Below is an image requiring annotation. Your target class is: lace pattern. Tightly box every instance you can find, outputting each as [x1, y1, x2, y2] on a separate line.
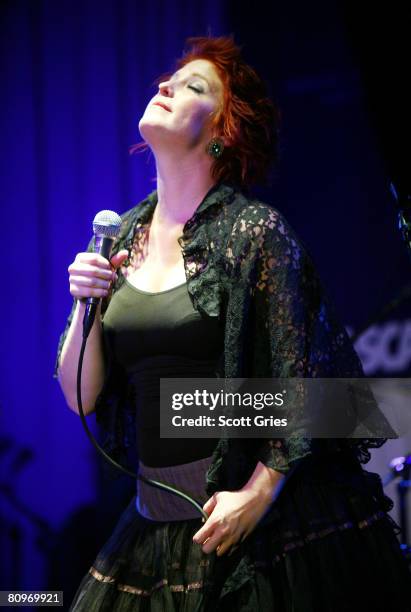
[54, 183, 389, 491]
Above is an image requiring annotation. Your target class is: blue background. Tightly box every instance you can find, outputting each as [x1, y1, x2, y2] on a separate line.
[1, 1, 409, 607]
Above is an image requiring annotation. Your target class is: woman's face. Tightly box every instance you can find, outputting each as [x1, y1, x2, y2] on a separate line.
[139, 59, 224, 153]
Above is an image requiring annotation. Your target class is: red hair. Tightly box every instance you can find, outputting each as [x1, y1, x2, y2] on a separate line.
[178, 36, 280, 189]
[131, 36, 280, 189]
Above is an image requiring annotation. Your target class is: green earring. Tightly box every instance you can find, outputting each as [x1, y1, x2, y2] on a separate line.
[206, 138, 224, 159]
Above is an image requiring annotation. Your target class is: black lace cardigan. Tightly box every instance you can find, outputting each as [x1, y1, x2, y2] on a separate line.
[54, 182, 387, 496]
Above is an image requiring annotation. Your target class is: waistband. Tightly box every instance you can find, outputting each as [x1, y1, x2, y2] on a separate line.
[136, 455, 214, 522]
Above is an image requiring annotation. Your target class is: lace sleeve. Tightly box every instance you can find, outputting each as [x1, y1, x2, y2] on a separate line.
[239, 204, 366, 474]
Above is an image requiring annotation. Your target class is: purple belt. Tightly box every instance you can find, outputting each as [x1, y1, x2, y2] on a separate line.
[136, 455, 214, 522]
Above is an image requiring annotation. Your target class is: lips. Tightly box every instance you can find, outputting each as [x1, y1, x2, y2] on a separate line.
[152, 101, 172, 112]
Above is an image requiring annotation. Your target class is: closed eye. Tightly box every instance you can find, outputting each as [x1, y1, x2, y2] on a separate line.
[188, 84, 203, 94]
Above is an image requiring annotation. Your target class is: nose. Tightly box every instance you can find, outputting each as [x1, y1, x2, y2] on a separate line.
[158, 81, 173, 97]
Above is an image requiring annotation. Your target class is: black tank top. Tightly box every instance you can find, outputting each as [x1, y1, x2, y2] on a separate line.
[102, 279, 223, 466]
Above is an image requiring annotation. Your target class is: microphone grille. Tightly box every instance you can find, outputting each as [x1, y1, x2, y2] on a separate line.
[92, 210, 122, 239]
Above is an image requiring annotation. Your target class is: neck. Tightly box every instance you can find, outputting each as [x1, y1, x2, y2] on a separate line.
[153, 149, 216, 226]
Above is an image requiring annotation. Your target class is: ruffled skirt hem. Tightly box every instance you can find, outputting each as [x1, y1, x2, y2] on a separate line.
[69, 456, 411, 611]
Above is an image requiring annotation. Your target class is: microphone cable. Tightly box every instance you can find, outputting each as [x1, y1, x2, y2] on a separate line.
[75, 208, 208, 521]
[77, 331, 209, 522]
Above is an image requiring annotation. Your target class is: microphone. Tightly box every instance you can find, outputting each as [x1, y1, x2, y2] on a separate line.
[83, 210, 122, 339]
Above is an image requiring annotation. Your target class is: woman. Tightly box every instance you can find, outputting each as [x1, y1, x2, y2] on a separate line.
[55, 36, 411, 611]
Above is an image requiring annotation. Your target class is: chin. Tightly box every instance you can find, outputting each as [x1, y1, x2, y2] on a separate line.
[139, 116, 155, 136]
[137, 125, 156, 151]
[139, 123, 184, 152]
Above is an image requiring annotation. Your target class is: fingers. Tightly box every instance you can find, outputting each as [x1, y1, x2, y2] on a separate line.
[74, 252, 115, 269]
[193, 490, 253, 557]
[68, 251, 128, 300]
[193, 513, 238, 555]
[194, 522, 242, 556]
[198, 528, 227, 555]
[69, 262, 114, 282]
[217, 526, 250, 557]
[69, 275, 110, 299]
[193, 497, 220, 544]
[216, 534, 239, 557]
[202, 493, 218, 516]
[110, 249, 129, 269]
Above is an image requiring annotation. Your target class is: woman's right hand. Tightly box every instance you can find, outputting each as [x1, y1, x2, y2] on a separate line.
[68, 249, 129, 300]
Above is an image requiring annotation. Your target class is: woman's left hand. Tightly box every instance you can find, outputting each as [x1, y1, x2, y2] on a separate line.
[192, 486, 273, 557]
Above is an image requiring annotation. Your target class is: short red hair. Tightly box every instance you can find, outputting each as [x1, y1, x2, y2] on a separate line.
[131, 36, 280, 190]
[177, 36, 280, 189]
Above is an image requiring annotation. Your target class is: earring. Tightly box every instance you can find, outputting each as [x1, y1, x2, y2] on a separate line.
[206, 138, 224, 159]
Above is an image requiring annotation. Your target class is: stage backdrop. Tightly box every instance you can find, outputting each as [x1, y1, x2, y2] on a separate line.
[0, 0, 227, 600]
[1, 0, 409, 605]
